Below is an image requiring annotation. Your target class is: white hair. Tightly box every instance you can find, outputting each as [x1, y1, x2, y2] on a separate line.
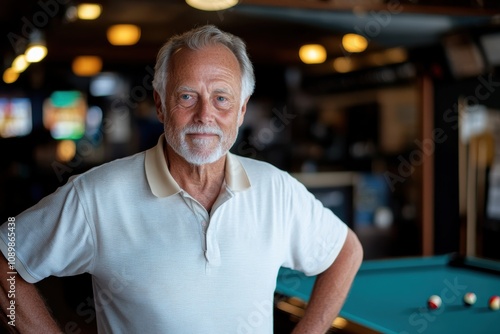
[152, 25, 255, 111]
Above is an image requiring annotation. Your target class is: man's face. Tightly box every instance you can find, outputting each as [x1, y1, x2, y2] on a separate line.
[155, 44, 247, 165]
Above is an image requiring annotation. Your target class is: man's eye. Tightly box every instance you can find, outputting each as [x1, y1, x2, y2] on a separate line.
[216, 96, 227, 102]
[177, 94, 196, 107]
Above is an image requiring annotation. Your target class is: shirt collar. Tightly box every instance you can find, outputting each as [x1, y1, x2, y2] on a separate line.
[145, 134, 251, 198]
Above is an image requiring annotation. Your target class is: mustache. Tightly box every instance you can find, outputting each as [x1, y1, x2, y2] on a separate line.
[181, 124, 223, 137]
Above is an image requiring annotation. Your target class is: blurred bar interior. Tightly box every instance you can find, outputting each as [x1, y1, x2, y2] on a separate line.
[2, 0, 500, 262]
[4, 1, 500, 332]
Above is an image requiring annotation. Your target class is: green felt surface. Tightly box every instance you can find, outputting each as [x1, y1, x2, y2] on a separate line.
[276, 255, 500, 334]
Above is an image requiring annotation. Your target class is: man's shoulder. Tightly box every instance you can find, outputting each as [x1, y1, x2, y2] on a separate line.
[232, 154, 296, 185]
[70, 150, 147, 187]
[234, 154, 283, 174]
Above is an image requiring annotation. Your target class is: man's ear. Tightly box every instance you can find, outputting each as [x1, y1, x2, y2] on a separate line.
[237, 97, 250, 127]
[153, 90, 164, 122]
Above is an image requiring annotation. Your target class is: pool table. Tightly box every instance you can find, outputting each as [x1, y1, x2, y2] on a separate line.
[275, 254, 500, 334]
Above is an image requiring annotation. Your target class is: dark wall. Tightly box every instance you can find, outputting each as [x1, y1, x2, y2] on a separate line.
[433, 73, 500, 257]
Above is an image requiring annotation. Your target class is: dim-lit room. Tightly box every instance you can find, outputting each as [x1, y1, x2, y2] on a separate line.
[1, 0, 500, 333]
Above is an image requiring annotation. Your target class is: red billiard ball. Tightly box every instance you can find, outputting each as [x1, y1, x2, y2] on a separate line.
[489, 296, 500, 310]
[428, 295, 442, 310]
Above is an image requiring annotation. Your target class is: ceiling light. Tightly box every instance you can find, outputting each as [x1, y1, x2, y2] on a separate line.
[12, 55, 29, 73]
[299, 44, 327, 64]
[186, 0, 238, 11]
[342, 33, 368, 53]
[25, 30, 48, 63]
[77, 3, 102, 20]
[107, 24, 141, 46]
[72, 56, 103, 76]
[3, 68, 19, 84]
[25, 45, 48, 62]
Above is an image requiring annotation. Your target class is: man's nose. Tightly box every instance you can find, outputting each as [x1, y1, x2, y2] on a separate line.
[193, 98, 215, 123]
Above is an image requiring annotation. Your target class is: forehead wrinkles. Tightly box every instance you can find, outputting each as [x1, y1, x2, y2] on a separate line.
[173, 78, 235, 96]
[168, 45, 241, 85]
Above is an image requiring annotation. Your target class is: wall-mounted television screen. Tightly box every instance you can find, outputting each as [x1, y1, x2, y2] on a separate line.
[43, 91, 86, 140]
[0, 97, 32, 138]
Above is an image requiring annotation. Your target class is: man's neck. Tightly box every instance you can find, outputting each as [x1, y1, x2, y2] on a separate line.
[164, 144, 226, 212]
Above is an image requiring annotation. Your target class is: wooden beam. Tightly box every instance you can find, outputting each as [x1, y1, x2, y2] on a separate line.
[466, 136, 478, 257]
[421, 74, 434, 256]
[240, 0, 500, 16]
[458, 98, 468, 256]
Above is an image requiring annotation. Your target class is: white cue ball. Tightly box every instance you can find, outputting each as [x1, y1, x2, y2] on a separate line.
[463, 292, 477, 306]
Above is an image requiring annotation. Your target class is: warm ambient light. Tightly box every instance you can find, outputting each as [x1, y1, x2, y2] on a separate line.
[384, 47, 408, 64]
[342, 33, 368, 53]
[107, 24, 141, 46]
[25, 45, 48, 63]
[366, 48, 408, 67]
[332, 317, 348, 329]
[77, 3, 102, 20]
[57, 140, 77, 162]
[186, 0, 238, 11]
[299, 44, 327, 64]
[333, 57, 354, 73]
[2, 68, 19, 84]
[72, 56, 103, 76]
[12, 55, 29, 73]
[24, 30, 47, 63]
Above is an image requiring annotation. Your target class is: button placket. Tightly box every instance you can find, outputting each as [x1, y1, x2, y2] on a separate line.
[182, 186, 235, 270]
[205, 228, 221, 266]
[180, 191, 210, 252]
[201, 220, 208, 234]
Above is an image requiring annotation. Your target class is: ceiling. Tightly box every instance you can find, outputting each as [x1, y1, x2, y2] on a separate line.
[1, 0, 500, 72]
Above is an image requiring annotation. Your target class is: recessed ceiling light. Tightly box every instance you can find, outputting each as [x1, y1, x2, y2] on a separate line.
[12, 55, 29, 73]
[107, 24, 141, 46]
[3, 68, 19, 84]
[25, 45, 48, 63]
[186, 0, 238, 11]
[72, 56, 103, 76]
[299, 44, 327, 64]
[77, 3, 102, 20]
[342, 33, 368, 53]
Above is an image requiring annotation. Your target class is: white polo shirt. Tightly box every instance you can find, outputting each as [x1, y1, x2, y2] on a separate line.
[0, 135, 347, 333]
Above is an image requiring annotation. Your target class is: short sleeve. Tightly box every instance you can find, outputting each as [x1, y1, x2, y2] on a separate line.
[0, 179, 95, 283]
[282, 175, 348, 276]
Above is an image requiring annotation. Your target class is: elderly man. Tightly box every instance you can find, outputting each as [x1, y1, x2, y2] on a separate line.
[0, 25, 362, 333]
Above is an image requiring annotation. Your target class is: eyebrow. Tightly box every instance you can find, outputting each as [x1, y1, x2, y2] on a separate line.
[213, 88, 231, 95]
[176, 86, 233, 95]
[176, 86, 197, 93]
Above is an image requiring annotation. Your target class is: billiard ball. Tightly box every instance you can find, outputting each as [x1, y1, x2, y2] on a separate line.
[463, 292, 477, 306]
[427, 295, 442, 310]
[489, 296, 500, 310]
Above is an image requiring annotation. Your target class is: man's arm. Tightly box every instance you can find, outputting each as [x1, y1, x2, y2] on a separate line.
[292, 228, 363, 334]
[0, 255, 61, 333]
